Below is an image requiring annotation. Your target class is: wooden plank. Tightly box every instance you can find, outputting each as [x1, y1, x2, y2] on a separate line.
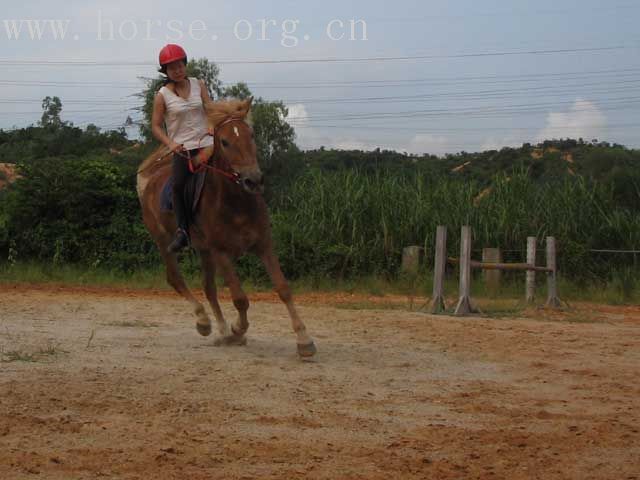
[447, 257, 552, 273]
[401, 246, 423, 274]
[482, 248, 502, 296]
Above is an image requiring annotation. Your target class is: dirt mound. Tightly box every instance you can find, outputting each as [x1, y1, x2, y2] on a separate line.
[0, 163, 19, 189]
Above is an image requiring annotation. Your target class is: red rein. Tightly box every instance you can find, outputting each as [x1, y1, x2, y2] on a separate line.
[175, 121, 242, 184]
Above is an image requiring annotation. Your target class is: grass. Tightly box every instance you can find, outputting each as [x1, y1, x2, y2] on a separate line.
[103, 320, 159, 328]
[1, 349, 37, 363]
[0, 261, 638, 307]
[332, 301, 416, 311]
[0, 342, 67, 363]
[0, 261, 173, 290]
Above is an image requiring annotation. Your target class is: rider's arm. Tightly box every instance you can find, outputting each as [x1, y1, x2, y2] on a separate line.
[199, 80, 215, 136]
[151, 92, 181, 152]
[199, 79, 212, 103]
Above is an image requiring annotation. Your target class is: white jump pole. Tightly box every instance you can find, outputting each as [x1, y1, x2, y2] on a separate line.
[430, 225, 447, 314]
[454, 226, 478, 315]
[526, 236, 536, 304]
[545, 236, 562, 308]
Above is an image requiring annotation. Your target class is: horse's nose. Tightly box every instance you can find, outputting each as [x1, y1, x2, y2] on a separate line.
[242, 171, 264, 194]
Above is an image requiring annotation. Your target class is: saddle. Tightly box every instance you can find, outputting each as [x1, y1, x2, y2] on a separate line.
[160, 168, 208, 218]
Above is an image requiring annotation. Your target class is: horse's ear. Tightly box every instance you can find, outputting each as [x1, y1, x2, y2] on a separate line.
[239, 96, 253, 118]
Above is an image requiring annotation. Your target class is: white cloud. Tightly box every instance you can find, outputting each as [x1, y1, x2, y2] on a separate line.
[285, 103, 395, 151]
[331, 139, 380, 151]
[285, 103, 310, 123]
[479, 136, 522, 151]
[405, 133, 450, 156]
[285, 105, 455, 154]
[536, 99, 607, 142]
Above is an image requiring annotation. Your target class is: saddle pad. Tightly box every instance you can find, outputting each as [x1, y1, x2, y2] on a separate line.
[160, 169, 208, 215]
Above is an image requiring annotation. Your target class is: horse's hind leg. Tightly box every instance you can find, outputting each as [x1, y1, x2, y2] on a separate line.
[260, 249, 316, 358]
[199, 250, 244, 345]
[160, 248, 212, 336]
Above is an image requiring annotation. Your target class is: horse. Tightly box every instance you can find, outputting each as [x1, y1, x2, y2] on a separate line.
[136, 97, 316, 358]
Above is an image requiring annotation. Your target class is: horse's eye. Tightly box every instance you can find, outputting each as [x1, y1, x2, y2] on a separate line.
[221, 139, 230, 148]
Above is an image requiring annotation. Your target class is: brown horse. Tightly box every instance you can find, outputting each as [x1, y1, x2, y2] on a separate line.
[136, 97, 316, 358]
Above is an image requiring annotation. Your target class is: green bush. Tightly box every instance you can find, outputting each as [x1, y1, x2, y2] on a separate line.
[0, 127, 638, 283]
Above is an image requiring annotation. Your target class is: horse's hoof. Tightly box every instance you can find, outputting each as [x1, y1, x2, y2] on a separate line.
[297, 341, 317, 358]
[213, 334, 247, 347]
[196, 322, 212, 337]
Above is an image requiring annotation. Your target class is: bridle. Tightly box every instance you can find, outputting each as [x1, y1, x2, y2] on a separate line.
[173, 116, 246, 185]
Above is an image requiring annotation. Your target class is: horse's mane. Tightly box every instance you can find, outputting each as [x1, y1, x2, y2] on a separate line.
[204, 98, 253, 128]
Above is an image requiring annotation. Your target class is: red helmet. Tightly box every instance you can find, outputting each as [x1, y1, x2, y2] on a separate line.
[159, 44, 187, 67]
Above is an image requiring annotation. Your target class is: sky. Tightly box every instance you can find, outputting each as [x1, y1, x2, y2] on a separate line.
[0, 0, 639, 155]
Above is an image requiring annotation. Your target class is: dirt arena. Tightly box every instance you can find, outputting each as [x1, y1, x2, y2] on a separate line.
[1, 284, 639, 479]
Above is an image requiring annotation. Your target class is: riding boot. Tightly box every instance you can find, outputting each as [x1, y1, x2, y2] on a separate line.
[167, 189, 190, 253]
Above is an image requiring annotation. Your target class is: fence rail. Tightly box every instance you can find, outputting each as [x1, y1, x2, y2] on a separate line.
[429, 226, 561, 315]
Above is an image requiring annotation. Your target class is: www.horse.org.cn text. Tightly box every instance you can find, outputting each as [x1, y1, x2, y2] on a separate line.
[1, 15, 369, 46]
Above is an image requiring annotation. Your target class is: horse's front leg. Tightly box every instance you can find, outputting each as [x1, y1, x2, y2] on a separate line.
[199, 249, 233, 340]
[260, 249, 317, 358]
[212, 251, 250, 345]
[159, 248, 211, 336]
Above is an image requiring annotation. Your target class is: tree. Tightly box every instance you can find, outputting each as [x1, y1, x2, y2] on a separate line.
[188, 58, 222, 99]
[39, 96, 64, 128]
[85, 124, 101, 136]
[221, 82, 252, 99]
[221, 82, 295, 167]
[251, 99, 296, 169]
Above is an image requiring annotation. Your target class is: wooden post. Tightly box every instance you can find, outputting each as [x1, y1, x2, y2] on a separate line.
[545, 236, 561, 308]
[526, 237, 536, 304]
[482, 248, 502, 296]
[430, 226, 447, 314]
[402, 246, 423, 275]
[454, 226, 478, 315]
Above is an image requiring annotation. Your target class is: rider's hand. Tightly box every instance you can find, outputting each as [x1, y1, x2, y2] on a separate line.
[168, 141, 184, 154]
[207, 126, 214, 137]
[191, 150, 206, 168]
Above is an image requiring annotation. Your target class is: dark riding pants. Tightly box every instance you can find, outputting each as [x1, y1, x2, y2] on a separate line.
[171, 148, 201, 232]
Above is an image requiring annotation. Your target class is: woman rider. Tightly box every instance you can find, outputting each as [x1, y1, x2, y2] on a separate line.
[151, 43, 213, 253]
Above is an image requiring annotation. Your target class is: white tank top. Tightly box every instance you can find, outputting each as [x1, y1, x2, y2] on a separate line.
[159, 77, 214, 151]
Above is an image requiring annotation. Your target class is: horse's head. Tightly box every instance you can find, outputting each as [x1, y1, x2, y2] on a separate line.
[205, 97, 263, 195]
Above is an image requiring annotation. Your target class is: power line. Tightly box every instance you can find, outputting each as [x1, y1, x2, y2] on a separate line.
[0, 117, 142, 132]
[288, 122, 640, 134]
[0, 108, 138, 115]
[248, 67, 640, 88]
[280, 80, 640, 105]
[285, 96, 640, 122]
[2, 77, 640, 109]
[0, 99, 139, 105]
[0, 73, 640, 97]
[589, 249, 640, 254]
[0, 67, 638, 91]
[3, 80, 640, 107]
[0, 45, 630, 67]
[364, 4, 640, 21]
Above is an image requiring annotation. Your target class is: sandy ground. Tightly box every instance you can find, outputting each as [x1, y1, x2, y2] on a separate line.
[1, 284, 639, 480]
